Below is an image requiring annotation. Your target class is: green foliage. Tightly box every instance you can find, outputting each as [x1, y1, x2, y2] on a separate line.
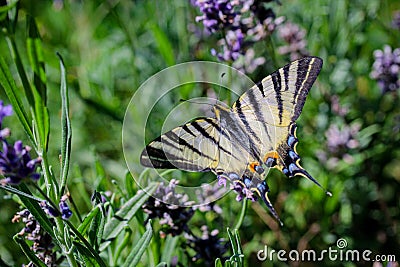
[0, 0, 399, 266]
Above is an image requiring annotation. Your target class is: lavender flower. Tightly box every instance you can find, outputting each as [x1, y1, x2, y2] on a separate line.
[277, 21, 308, 60]
[12, 209, 55, 266]
[142, 179, 195, 236]
[192, 0, 281, 72]
[40, 195, 73, 220]
[59, 194, 73, 220]
[0, 100, 12, 127]
[326, 123, 360, 155]
[392, 11, 400, 30]
[370, 45, 400, 93]
[317, 122, 360, 170]
[193, 182, 225, 214]
[0, 140, 42, 185]
[330, 95, 349, 117]
[193, 0, 239, 33]
[184, 226, 228, 266]
[0, 101, 12, 139]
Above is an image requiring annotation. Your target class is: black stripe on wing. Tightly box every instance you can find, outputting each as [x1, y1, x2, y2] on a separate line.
[291, 57, 323, 121]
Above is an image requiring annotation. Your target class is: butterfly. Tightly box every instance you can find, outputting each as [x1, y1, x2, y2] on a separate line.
[140, 56, 330, 225]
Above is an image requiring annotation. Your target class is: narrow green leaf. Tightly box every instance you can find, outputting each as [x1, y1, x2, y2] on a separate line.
[5, 35, 35, 108]
[26, 16, 49, 152]
[13, 235, 47, 267]
[233, 229, 242, 255]
[64, 220, 107, 267]
[149, 22, 175, 66]
[125, 171, 135, 197]
[77, 205, 100, 235]
[88, 205, 104, 249]
[227, 228, 236, 254]
[0, 56, 34, 144]
[122, 221, 153, 267]
[156, 263, 168, 267]
[57, 53, 72, 194]
[160, 235, 178, 264]
[73, 241, 100, 267]
[0, 184, 44, 202]
[26, 15, 46, 102]
[100, 182, 158, 251]
[215, 258, 223, 267]
[32, 88, 49, 151]
[0, 0, 18, 13]
[17, 184, 55, 239]
[114, 226, 132, 264]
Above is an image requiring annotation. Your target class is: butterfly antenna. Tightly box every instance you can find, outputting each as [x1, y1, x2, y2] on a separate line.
[215, 72, 225, 106]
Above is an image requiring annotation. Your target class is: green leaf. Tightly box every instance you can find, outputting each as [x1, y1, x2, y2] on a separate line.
[13, 235, 47, 267]
[88, 204, 105, 250]
[0, 55, 34, 144]
[77, 205, 100, 235]
[26, 15, 46, 103]
[226, 228, 244, 267]
[57, 53, 72, 194]
[160, 235, 178, 264]
[122, 221, 153, 267]
[0, 184, 44, 202]
[73, 241, 101, 267]
[0, 0, 18, 14]
[64, 220, 107, 267]
[149, 22, 175, 66]
[100, 182, 158, 251]
[125, 171, 135, 197]
[215, 258, 223, 267]
[156, 263, 168, 267]
[28, 23, 49, 153]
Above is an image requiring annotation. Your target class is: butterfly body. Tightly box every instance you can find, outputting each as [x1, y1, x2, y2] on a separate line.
[140, 57, 328, 224]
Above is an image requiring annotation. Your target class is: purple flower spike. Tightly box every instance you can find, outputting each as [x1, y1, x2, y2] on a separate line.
[0, 101, 12, 128]
[59, 199, 73, 220]
[370, 45, 400, 93]
[217, 175, 227, 187]
[0, 140, 42, 185]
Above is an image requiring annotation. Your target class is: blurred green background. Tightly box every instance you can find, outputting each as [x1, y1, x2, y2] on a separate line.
[0, 0, 399, 266]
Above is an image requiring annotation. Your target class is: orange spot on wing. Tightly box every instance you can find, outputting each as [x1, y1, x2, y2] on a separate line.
[263, 151, 279, 163]
[249, 162, 259, 173]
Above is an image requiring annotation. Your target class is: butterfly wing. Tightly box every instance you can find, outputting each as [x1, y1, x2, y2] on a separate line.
[231, 56, 325, 187]
[141, 118, 219, 172]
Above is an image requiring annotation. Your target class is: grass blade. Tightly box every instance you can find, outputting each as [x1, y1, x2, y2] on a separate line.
[99, 182, 158, 251]
[122, 221, 153, 267]
[0, 56, 34, 144]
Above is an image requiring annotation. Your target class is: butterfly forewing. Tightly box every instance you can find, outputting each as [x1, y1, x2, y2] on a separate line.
[141, 118, 222, 172]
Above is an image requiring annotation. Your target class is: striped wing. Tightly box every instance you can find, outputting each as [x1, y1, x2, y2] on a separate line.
[141, 118, 219, 171]
[232, 56, 322, 127]
[231, 56, 324, 185]
[140, 118, 253, 176]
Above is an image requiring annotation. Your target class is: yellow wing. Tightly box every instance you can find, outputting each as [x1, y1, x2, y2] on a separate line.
[231, 56, 325, 187]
